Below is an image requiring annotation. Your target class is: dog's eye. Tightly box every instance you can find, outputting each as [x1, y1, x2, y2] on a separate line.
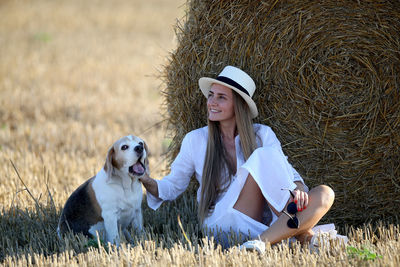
[121, 145, 129, 150]
[139, 142, 143, 146]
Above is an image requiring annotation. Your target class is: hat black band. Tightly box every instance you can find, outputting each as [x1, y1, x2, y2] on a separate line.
[216, 76, 250, 97]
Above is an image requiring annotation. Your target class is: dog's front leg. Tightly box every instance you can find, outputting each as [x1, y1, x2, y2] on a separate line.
[122, 228, 133, 243]
[132, 208, 143, 233]
[103, 212, 120, 246]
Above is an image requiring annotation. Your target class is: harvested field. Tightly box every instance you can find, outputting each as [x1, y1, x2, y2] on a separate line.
[0, 0, 399, 265]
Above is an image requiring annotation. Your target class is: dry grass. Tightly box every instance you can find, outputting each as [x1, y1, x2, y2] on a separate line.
[0, 0, 182, 205]
[0, 0, 399, 266]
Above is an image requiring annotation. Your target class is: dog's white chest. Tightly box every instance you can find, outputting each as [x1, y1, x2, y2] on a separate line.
[118, 184, 142, 221]
[93, 173, 142, 221]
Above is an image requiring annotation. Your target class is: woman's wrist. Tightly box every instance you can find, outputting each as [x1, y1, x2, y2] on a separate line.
[294, 182, 305, 192]
[139, 174, 151, 184]
[140, 174, 159, 198]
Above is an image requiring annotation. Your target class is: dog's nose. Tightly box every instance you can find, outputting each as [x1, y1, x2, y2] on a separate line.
[134, 144, 143, 154]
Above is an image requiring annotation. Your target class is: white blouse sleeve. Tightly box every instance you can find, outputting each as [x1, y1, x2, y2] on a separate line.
[261, 126, 308, 191]
[146, 132, 195, 210]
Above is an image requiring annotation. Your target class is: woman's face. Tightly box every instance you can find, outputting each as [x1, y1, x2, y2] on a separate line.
[207, 83, 235, 123]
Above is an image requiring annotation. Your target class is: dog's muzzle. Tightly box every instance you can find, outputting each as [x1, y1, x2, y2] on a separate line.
[129, 157, 145, 176]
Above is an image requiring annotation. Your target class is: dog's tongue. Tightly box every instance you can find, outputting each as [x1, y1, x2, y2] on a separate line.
[132, 162, 144, 174]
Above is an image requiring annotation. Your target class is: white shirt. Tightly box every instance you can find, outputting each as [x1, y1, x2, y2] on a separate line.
[147, 124, 306, 211]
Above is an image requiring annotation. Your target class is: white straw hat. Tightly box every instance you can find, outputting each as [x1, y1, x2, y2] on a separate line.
[199, 65, 258, 118]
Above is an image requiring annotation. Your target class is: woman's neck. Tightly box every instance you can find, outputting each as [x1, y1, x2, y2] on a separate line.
[219, 120, 237, 141]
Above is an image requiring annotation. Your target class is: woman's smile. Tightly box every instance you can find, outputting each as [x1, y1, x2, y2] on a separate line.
[210, 108, 221, 113]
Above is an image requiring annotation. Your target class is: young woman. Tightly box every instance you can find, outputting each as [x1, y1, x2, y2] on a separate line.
[140, 66, 336, 250]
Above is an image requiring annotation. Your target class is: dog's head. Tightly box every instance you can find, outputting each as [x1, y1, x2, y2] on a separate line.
[104, 135, 149, 180]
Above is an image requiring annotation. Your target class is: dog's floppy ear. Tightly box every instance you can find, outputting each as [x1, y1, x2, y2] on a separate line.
[104, 146, 115, 181]
[143, 141, 150, 175]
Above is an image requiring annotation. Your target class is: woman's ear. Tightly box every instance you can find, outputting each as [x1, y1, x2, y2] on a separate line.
[104, 146, 115, 181]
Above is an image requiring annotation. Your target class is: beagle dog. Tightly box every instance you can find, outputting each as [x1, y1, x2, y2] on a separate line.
[57, 135, 148, 245]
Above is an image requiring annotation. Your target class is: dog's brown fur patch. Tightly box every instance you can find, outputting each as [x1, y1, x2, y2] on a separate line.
[88, 178, 102, 221]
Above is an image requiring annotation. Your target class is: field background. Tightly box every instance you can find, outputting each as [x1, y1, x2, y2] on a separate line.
[0, 0, 399, 266]
[0, 0, 183, 205]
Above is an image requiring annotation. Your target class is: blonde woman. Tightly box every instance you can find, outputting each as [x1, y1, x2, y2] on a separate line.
[140, 66, 338, 251]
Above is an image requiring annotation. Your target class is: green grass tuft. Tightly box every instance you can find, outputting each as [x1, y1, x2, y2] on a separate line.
[347, 246, 383, 261]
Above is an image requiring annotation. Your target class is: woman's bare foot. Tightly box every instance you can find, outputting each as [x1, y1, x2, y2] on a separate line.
[295, 229, 314, 245]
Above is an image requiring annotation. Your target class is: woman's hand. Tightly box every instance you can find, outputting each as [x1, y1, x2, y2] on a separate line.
[139, 173, 159, 198]
[292, 189, 309, 212]
[139, 173, 151, 184]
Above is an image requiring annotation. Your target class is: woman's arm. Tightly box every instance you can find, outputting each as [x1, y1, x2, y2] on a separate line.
[294, 181, 305, 192]
[142, 131, 197, 210]
[266, 180, 309, 217]
[260, 125, 308, 189]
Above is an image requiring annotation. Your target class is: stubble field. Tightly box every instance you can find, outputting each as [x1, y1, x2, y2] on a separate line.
[0, 0, 399, 266]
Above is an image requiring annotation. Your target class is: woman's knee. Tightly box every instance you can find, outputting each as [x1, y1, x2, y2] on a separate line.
[311, 185, 335, 210]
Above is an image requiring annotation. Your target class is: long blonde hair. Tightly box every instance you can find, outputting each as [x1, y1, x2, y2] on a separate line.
[198, 91, 257, 223]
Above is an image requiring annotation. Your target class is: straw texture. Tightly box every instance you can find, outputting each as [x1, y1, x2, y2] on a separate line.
[163, 0, 400, 225]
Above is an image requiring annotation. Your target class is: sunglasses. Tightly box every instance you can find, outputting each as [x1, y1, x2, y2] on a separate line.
[281, 189, 300, 229]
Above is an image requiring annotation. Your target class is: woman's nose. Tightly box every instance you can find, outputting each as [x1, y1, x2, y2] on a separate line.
[208, 96, 217, 106]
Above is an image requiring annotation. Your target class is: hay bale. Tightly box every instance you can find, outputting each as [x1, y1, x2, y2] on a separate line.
[163, 0, 400, 225]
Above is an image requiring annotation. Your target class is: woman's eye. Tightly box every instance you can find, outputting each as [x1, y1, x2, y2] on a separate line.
[121, 145, 129, 150]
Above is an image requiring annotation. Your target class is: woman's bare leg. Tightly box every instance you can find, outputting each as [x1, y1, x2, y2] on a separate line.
[233, 171, 335, 245]
[233, 174, 266, 222]
[259, 185, 334, 244]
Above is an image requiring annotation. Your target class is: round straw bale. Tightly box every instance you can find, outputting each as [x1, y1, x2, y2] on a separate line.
[163, 0, 400, 225]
